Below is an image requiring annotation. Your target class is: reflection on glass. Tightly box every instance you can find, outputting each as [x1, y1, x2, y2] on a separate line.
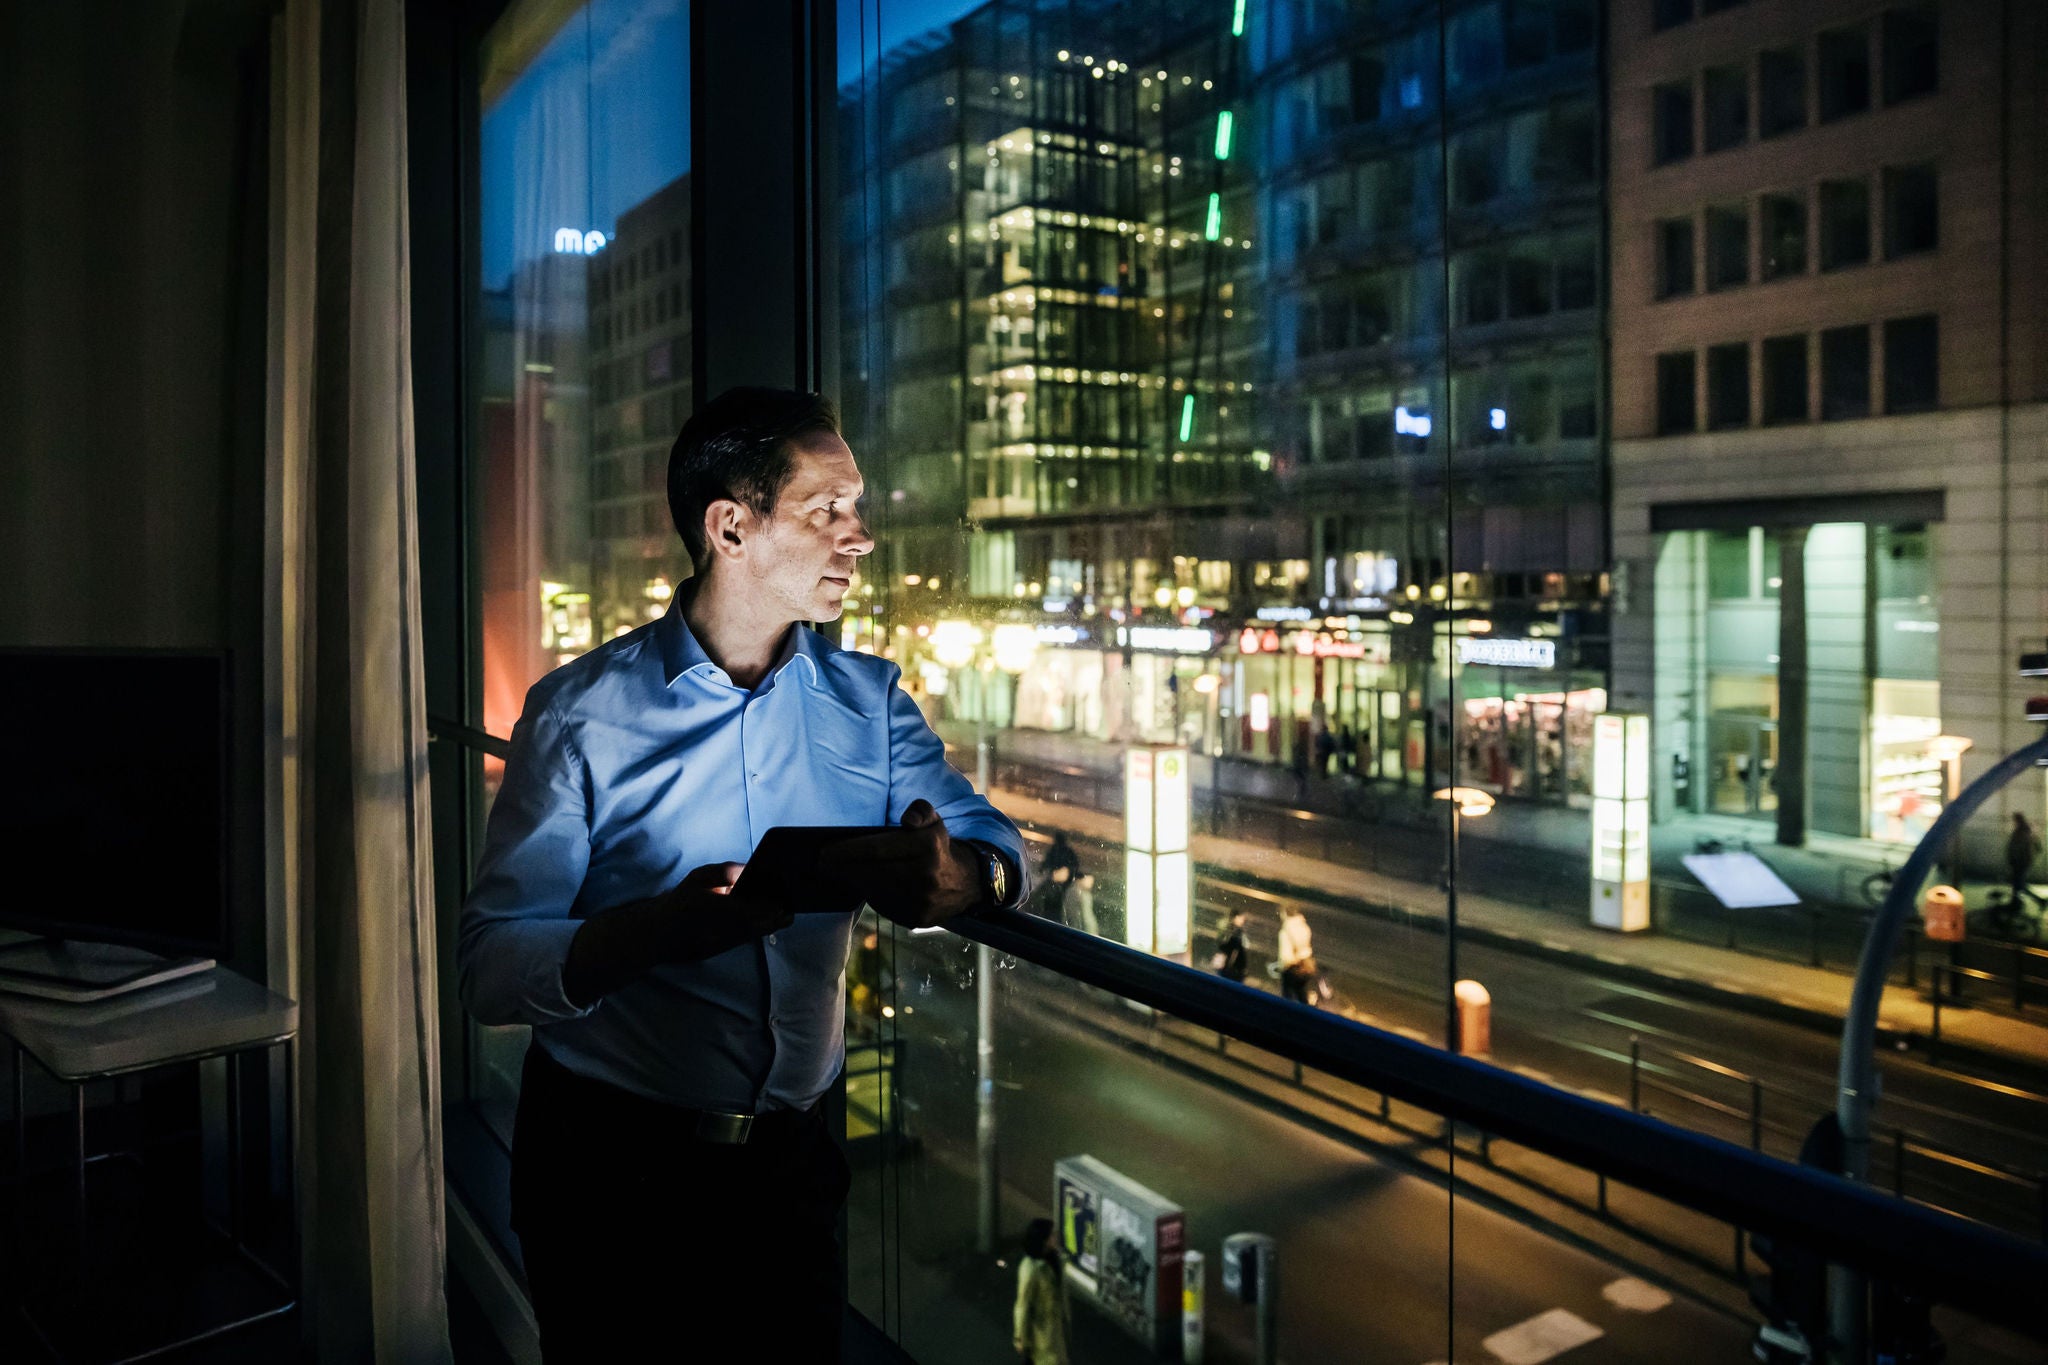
[468, 0, 692, 1138]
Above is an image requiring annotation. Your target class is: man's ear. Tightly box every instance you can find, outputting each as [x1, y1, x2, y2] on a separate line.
[703, 498, 748, 566]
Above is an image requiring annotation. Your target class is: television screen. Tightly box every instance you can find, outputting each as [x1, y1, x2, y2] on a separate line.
[0, 649, 227, 956]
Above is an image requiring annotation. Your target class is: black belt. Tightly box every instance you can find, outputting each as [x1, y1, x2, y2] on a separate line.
[522, 1043, 818, 1147]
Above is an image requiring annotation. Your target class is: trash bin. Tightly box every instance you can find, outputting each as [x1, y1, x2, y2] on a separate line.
[1921, 885, 1965, 943]
[1453, 978, 1491, 1055]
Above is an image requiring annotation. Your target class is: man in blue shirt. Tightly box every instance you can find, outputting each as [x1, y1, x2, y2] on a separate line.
[458, 387, 1027, 1363]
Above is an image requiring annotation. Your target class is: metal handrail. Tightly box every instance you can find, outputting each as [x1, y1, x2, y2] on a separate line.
[427, 715, 2048, 1335]
[428, 716, 511, 761]
[957, 908, 2048, 1335]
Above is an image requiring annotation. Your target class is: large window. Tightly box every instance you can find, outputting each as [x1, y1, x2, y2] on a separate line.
[1883, 5, 1939, 105]
[1653, 80, 1693, 166]
[1657, 215, 1695, 298]
[1761, 333, 1808, 424]
[1821, 323, 1872, 420]
[1761, 191, 1806, 280]
[1820, 177, 1870, 271]
[1658, 350, 1697, 434]
[1884, 313, 1939, 413]
[1702, 64, 1748, 153]
[466, 0, 694, 1142]
[1705, 202, 1748, 291]
[1706, 341, 1750, 429]
[1817, 24, 1871, 122]
[1883, 164, 1938, 259]
[1758, 45, 1805, 137]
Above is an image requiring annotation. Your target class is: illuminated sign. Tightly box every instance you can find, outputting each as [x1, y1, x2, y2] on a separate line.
[1458, 637, 1557, 670]
[1121, 626, 1213, 655]
[1489, 407, 1507, 431]
[553, 227, 609, 255]
[1394, 405, 1432, 438]
[1256, 606, 1313, 621]
[1036, 624, 1087, 645]
[1590, 712, 1650, 932]
[1125, 745, 1191, 959]
[1248, 693, 1270, 732]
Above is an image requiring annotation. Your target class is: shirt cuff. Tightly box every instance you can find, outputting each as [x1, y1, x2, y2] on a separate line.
[526, 917, 604, 1023]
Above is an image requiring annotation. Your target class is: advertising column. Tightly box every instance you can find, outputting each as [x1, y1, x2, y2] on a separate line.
[1591, 712, 1651, 931]
[1125, 743, 1193, 960]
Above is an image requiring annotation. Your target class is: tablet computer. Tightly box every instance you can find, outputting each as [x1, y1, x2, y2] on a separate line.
[734, 825, 894, 914]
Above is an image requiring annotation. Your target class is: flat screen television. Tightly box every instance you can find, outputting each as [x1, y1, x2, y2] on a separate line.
[0, 648, 229, 958]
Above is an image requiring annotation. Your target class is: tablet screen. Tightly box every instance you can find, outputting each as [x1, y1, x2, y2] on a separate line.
[734, 825, 893, 914]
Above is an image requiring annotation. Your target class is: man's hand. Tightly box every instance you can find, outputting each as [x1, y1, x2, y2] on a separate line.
[663, 861, 794, 961]
[563, 862, 794, 1008]
[827, 799, 983, 929]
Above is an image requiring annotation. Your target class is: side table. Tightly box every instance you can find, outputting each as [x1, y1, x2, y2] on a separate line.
[1, 966, 298, 1363]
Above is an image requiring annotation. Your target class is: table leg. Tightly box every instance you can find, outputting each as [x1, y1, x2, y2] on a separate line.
[227, 1050, 242, 1245]
[74, 1082, 86, 1269]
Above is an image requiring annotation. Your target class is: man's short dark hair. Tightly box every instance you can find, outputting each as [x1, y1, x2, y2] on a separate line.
[667, 387, 841, 568]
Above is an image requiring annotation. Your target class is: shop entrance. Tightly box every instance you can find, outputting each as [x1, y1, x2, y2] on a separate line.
[1708, 714, 1779, 818]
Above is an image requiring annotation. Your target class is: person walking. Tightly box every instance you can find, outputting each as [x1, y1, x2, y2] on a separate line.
[1277, 905, 1318, 1006]
[2008, 813, 2045, 911]
[1040, 831, 1083, 921]
[1013, 1217, 1071, 1365]
[1070, 873, 1099, 937]
[1210, 910, 1250, 985]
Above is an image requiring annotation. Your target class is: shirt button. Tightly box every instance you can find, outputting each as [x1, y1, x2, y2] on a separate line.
[767, 934, 778, 946]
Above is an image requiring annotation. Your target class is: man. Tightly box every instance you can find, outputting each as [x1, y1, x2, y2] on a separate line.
[457, 387, 1028, 1363]
[1276, 905, 1318, 1006]
[1011, 1217, 1070, 1365]
[1211, 910, 1250, 985]
[2009, 813, 2044, 912]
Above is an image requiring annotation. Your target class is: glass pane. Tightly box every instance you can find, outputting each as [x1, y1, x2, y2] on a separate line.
[468, 0, 692, 1137]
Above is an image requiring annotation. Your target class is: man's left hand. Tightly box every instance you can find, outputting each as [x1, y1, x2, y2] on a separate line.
[827, 799, 983, 929]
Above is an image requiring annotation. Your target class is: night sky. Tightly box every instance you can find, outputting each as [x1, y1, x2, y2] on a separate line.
[481, 0, 981, 291]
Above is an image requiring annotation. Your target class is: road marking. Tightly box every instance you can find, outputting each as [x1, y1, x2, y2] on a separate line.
[1394, 1025, 1430, 1042]
[1602, 1277, 1673, 1313]
[1580, 1088, 1628, 1107]
[1593, 953, 1627, 966]
[1541, 939, 1571, 952]
[1510, 1065, 1556, 1085]
[1482, 1308, 1604, 1364]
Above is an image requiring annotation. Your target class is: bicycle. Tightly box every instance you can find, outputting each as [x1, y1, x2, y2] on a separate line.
[1971, 888, 2043, 942]
[1861, 858, 1899, 910]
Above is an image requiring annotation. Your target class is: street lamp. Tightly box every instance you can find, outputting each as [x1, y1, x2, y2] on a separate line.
[1432, 786, 1493, 1051]
[930, 617, 1038, 1258]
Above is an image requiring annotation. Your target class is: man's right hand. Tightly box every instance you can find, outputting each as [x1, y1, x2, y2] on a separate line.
[563, 863, 793, 1008]
[661, 862, 794, 961]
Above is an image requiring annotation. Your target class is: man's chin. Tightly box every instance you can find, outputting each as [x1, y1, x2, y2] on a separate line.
[815, 596, 849, 622]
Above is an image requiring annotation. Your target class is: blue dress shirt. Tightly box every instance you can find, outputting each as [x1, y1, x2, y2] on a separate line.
[457, 599, 1028, 1114]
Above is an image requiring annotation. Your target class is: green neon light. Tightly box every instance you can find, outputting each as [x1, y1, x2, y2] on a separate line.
[1179, 394, 1196, 443]
[1214, 110, 1234, 160]
[1204, 193, 1222, 241]
[1232, 0, 1247, 38]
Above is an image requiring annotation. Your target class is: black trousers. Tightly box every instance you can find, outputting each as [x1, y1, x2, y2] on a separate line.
[510, 1044, 852, 1364]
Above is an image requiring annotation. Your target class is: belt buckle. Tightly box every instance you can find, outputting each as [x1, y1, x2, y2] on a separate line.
[696, 1111, 754, 1145]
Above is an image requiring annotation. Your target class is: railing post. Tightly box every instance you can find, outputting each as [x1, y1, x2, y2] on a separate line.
[1596, 1170, 1608, 1217]
[1893, 1127, 1906, 1199]
[1628, 1036, 1641, 1113]
[1749, 1078, 1764, 1152]
[1810, 909, 1823, 969]
[1930, 969, 1943, 1062]
[2016, 950, 2026, 1013]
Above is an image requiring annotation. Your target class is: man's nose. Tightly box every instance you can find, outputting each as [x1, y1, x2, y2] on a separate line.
[842, 515, 875, 557]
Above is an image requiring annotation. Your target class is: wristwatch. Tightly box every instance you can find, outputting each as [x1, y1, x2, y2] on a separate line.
[965, 840, 1010, 909]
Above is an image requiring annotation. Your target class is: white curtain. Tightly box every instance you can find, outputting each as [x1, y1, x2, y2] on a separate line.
[267, 0, 452, 1358]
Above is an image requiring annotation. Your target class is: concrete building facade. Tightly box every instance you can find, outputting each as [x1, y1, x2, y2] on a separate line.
[1607, 0, 2048, 867]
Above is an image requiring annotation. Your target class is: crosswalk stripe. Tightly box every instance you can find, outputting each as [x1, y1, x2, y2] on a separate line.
[1481, 1307, 1604, 1364]
[1602, 1277, 1674, 1313]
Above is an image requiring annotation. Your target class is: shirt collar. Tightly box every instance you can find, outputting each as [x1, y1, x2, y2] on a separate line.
[658, 588, 824, 692]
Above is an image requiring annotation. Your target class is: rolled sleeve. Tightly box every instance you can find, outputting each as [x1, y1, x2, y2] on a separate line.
[457, 692, 600, 1026]
[883, 667, 1030, 908]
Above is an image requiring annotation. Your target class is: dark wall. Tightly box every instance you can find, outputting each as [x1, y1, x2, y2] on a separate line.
[0, 1, 274, 970]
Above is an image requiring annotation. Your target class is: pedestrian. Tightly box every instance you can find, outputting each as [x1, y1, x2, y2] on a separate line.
[1013, 1217, 1071, 1365]
[2009, 813, 2045, 910]
[1315, 725, 1337, 777]
[1040, 831, 1083, 919]
[459, 387, 1030, 1364]
[1277, 905, 1319, 1006]
[1071, 873, 1099, 937]
[1210, 910, 1250, 984]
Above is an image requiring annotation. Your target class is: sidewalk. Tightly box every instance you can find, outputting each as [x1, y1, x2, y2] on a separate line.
[986, 783, 2048, 1080]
